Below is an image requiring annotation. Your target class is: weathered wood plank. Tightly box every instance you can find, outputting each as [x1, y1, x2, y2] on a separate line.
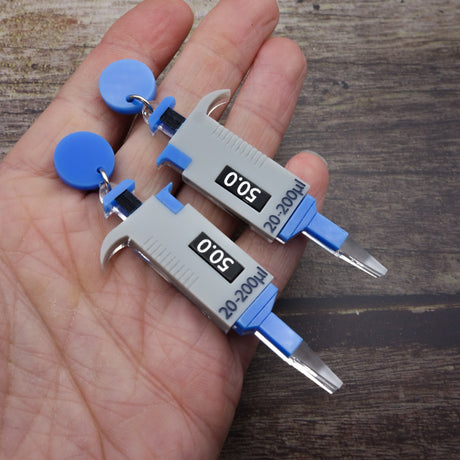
[226, 343, 460, 459]
[222, 302, 460, 459]
[1, 0, 459, 458]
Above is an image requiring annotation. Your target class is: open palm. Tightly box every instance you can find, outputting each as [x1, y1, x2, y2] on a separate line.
[0, 0, 329, 458]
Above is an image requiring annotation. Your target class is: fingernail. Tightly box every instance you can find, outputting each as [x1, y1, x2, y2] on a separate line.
[305, 150, 328, 167]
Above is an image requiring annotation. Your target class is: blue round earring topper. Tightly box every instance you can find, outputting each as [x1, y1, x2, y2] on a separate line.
[99, 59, 156, 115]
[54, 131, 115, 191]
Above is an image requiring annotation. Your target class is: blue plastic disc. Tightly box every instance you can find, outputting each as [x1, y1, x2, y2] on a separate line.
[54, 131, 115, 191]
[99, 59, 156, 115]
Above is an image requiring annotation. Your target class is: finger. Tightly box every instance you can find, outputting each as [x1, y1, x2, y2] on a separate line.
[159, 0, 281, 114]
[5, 0, 194, 175]
[229, 151, 330, 371]
[113, 0, 281, 197]
[224, 38, 308, 158]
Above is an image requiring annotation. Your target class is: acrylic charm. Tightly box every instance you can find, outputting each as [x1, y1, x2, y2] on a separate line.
[54, 131, 115, 191]
[99, 59, 156, 115]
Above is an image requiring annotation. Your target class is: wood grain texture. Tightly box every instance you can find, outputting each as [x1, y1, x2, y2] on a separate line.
[1, 0, 459, 458]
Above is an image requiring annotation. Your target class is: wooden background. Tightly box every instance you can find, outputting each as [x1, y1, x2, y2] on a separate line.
[1, 0, 459, 458]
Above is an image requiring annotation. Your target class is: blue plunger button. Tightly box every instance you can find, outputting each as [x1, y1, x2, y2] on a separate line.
[54, 132, 115, 191]
[99, 59, 156, 115]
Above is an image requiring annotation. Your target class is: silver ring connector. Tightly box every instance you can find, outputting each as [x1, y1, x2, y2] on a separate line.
[127, 94, 154, 123]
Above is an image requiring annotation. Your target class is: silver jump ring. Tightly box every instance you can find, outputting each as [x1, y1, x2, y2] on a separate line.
[127, 94, 153, 114]
[127, 94, 154, 124]
[98, 167, 112, 192]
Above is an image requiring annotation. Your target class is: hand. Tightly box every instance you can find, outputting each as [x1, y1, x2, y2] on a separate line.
[0, 0, 329, 457]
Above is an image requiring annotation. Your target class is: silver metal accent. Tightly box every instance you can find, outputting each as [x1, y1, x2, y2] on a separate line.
[98, 167, 111, 190]
[98, 167, 112, 205]
[301, 232, 387, 278]
[127, 94, 154, 123]
[255, 332, 343, 394]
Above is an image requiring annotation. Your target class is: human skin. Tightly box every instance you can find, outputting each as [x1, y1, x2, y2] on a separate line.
[0, 0, 329, 458]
